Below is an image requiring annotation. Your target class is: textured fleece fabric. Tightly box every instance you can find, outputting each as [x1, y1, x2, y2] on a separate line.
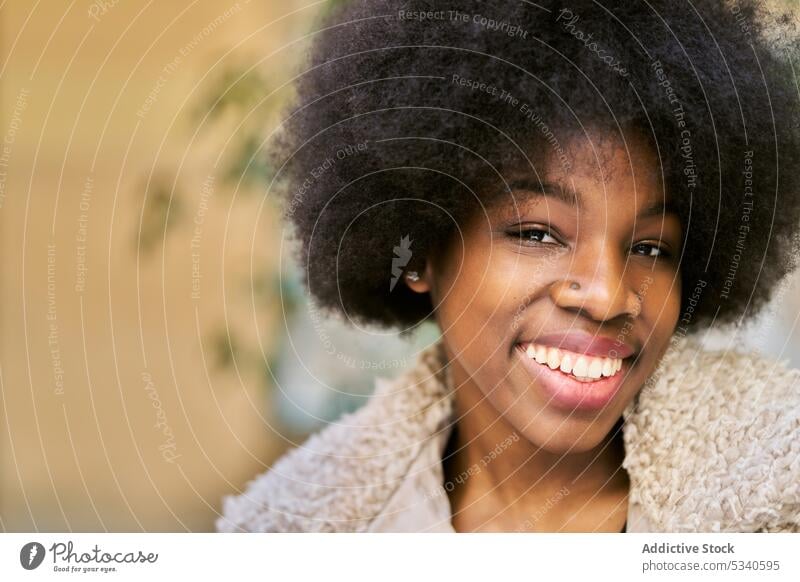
[217, 336, 800, 532]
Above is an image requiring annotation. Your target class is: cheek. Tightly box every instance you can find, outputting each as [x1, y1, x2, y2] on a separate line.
[641, 275, 682, 340]
[435, 247, 507, 346]
[437, 244, 543, 333]
[435, 245, 553, 375]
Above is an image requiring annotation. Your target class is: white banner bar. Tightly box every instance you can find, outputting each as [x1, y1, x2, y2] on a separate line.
[1, 533, 797, 581]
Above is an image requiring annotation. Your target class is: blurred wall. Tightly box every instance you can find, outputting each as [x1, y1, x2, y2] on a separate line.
[0, 0, 324, 531]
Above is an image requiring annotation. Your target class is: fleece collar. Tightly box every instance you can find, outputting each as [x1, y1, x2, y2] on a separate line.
[218, 336, 800, 532]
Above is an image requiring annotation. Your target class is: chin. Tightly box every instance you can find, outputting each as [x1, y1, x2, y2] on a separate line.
[506, 399, 625, 454]
[499, 337, 649, 452]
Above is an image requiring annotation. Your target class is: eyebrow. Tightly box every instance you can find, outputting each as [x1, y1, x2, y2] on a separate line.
[638, 199, 678, 218]
[507, 178, 677, 218]
[507, 178, 580, 208]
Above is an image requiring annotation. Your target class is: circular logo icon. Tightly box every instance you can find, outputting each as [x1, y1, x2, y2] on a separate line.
[20, 542, 46, 570]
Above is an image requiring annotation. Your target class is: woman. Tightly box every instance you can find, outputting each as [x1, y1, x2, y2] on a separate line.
[218, 0, 800, 532]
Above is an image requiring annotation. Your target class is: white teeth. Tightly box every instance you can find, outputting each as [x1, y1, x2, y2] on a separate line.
[546, 348, 560, 369]
[588, 358, 603, 379]
[522, 342, 624, 381]
[572, 356, 588, 377]
[559, 353, 574, 374]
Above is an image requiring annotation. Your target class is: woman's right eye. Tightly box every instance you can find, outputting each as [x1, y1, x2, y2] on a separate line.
[510, 227, 560, 246]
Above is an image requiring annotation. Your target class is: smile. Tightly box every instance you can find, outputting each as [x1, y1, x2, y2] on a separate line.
[514, 340, 631, 412]
[520, 342, 622, 381]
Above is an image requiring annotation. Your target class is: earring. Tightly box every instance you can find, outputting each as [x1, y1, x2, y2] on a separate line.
[569, 282, 581, 290]
[406, 271, 420, 282]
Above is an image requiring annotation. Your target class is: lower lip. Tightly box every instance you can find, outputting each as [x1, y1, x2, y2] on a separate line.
[515, 345, 627, 412]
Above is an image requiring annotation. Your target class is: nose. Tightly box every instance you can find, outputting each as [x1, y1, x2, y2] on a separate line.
[549, 248, 641, 321]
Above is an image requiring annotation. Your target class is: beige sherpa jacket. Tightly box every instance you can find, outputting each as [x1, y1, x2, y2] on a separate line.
[217, 336, 800, 533]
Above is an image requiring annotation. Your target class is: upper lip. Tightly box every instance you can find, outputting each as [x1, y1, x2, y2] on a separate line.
[519, 330, 637, 359]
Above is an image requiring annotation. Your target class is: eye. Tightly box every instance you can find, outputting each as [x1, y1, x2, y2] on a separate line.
[510, 227, 561, 246]
[631, 241, 671, 258]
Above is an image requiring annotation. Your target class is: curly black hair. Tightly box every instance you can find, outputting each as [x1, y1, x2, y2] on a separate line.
[269, 0, 800, 331]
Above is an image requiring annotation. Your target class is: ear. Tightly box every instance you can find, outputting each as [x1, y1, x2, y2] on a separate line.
[405, 260, 433, 294]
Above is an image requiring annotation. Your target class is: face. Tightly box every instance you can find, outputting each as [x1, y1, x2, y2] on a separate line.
[408, 129, 682, 453]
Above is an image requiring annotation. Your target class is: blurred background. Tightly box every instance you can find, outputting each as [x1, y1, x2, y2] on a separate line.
[0, 0, 798, 531]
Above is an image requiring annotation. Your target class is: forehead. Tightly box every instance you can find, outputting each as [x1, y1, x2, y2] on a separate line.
[491, 129, 668, 216]
[550, 129, 662, 192]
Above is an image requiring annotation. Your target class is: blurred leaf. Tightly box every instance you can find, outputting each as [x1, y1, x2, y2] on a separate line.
[193, 67, 273, 123]
[224, 132, 275, 187]
[249, 268, 303, 316]
[209, 327, 238, 372]
[137, 173, 183, 254]
[317, 0, 352, 21]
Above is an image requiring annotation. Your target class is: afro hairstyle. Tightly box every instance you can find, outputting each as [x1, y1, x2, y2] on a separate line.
[269, 0, 800, 332]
